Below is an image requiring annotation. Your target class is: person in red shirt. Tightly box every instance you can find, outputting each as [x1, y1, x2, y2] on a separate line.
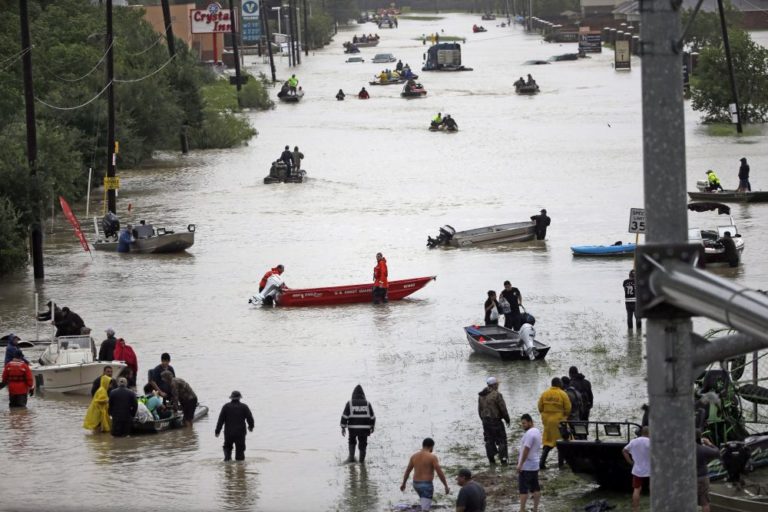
[1, 353, 35, 407]
[373, 252, 388, 304]
[259, 265, 285, 292]
[113, 338, 138, 388]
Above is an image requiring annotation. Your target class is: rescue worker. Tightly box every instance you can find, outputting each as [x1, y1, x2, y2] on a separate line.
[292, 146, 304, 174]
[287, 74, 299, 95]
[113, 338, 138, 388]
[530, 209, 551, 240]
[259, 265, 285, 293]
[336, 89, 346, 101]
[396, 59, 404, 71]
[499, 281, 523, 330]
[215, 390, 255, 461]
[0, 352, 34, 407]
[108, 377, 137, 437]
[443, 115, 458, 131]
[537, 377, 571, 469]
[117, 224, 134, 253]
[717, 231, 739, 267]
[526, 74, 536, 86]
[90, 366, 116, 397]
[98, 327, 117, 361]
[706, 170, 724, 191]
[162, 370, 198, 427]
[280, 146, 294, 176]
[623, 269, 641, 330]
[430, 112, 443, 129]
[478, 377, 511, 465]
[372, 252, 388, 304]
[514, 77, 525, 88]
[568, 366, 594, 421]
[340, 384, 376, 463]
[737, 157, 751, 192]
[358, 87, 370, 99]
[149, 352, 175, 398]
[560, 376, 584, 447]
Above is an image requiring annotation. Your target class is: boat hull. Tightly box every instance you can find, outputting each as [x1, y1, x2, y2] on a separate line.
[401, 90, 427, 98]
[275, 276, 436, 307]
[132, 405, 209, 434]
[688, 190, 768, 203]
[571, 243, 636, 256]
[33, 361, 127, 394]
[93, 232, 194, 254]
[450, 222, 536, 246]
[464, 325, 549, 361]
[264, 170, 307, 184]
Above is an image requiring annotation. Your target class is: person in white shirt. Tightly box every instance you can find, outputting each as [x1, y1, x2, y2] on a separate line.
[516, 414, 542, 512]
[623, 426, 650, 512]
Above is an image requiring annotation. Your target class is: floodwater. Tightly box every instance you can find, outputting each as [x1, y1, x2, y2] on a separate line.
[1, 13, 768, 512]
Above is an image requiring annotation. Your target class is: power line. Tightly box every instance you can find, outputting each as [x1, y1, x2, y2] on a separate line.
[114, 54, 176, 83]
[40, 39, 115, 83]
[0, 47, 31, 73]
[119, 24, 172, 57]
[35, 81, 113, 111]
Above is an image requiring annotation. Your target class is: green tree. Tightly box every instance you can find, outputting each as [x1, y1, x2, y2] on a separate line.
[690, 30, 768, 123]
[680, 2, 740, 52]
[0, 198, 28, 275]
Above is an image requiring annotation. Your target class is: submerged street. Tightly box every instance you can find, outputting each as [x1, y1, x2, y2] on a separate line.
[1, 13, 767, 512]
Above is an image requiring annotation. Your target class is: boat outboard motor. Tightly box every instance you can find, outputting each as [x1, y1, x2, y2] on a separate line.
[249, 274, 285, 306]
[102, 212, 120, 239]
[426, 225, 456, 248]
[721, 440, 751, 483]
[519, 323, 537, 360]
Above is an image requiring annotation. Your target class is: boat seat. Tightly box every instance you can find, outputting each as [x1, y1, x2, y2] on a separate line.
[134, 225, 155, 239]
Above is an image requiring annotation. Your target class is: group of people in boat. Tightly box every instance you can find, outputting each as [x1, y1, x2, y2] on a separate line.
[352, 34, 379, 44]
[429, 112, 458, 131]
[403, 79, 424, 94]
[374, 62, 415, 83]
[514, 74, 537, 88]
[278, 145, 305, 176]
[277, 74, 301, 98]
[84, 337, 199, 437]
[472, 24, 487, 32]
[704, 157, 752, 192]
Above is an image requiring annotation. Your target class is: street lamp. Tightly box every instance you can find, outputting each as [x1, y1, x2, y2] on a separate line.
[272, 6, 282, 33]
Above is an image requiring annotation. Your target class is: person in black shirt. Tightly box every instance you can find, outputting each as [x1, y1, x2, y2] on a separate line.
[623, 269, 641, 330]
[568, 366, 594, 421]
[737, 157, 751, 192]
[90, 366, 116, 397]
[215, 390, 255, 461]
[484, 291, 500, 326]
[717, 231, 739, 268]
[98, 328, 117, 361]
[530, 209, 551, 240]
[455, 468, 486, 512]
[499, 281, 523, 330]
[109, 377, 137, 437]
[149, 353, 175, 398]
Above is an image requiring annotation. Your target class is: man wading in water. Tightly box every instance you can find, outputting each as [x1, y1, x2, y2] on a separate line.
[400, 438, 450, 511]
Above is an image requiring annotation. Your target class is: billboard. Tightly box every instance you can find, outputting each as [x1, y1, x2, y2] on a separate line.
[578, 26, 602, 54]
[241, 0, 262, 43]
[191, 3, 233, 34]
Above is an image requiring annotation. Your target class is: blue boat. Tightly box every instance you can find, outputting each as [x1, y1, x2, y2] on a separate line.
[571, 242, 636, 256]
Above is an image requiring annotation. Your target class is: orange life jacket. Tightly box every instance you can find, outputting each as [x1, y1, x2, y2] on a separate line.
[2, 359, 34, 395]
[373, 258, 388, 288]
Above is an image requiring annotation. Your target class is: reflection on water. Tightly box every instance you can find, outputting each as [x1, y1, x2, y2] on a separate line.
[341, 464, 379, 512]
[217, 461, 260, 511]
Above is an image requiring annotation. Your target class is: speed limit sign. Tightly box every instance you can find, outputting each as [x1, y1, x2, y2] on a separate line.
[628, 208, 646, 234]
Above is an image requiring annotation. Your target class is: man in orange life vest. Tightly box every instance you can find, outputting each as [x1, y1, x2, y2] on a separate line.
[1, 351, 35, 407]
[259, 265, 285, 293]
[372, 253, 388, 304]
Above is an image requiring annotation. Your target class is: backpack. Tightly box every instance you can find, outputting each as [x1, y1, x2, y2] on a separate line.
[567, 386, 583, 419]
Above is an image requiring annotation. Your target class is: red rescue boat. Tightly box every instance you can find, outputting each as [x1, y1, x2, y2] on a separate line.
[276, 276, 436, 307]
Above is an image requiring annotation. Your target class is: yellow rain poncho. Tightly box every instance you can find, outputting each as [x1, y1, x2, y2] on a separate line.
[537, 386, 571, 447]
[83, 375, 112, 432]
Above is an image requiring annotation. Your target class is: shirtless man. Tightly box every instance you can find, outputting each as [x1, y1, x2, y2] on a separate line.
[400, 438, 450, 511]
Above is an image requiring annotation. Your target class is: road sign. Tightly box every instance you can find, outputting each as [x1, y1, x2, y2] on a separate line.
[104, 177, 120, 190]
[628, 208, 646, 234]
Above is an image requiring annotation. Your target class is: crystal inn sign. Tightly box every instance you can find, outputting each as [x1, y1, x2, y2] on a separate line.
[191, 2, 234, 33]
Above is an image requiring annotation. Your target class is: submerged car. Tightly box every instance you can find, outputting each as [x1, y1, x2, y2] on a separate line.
[372, 53, 396, 63]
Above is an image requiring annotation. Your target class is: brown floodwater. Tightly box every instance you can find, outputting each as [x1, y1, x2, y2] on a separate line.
[1, 13, 767, 512]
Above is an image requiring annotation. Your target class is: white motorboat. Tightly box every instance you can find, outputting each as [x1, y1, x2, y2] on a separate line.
[93, 220, 195, 254]
[427, 222, 536, 248]
[32, 335, 126, 394]
[687, 202, 744, 267]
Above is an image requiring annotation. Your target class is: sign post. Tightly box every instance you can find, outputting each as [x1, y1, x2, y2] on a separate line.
[190, 2, 234, 63]
[628, 208, 645, 268]
[615, 40, 631, 70]
[578, 26, 602, 54]
[242, 0, 262, 45]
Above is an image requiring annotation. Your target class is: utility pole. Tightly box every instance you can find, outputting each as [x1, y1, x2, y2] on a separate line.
[716, 0, 743, 133]
[293, 0, 300, 64]
[160, 0, 176, 56]
[19, 0, 44, 279]
[302, 0, 309, 56]
[288, 2, 297, 66]
[639, 0, 695, 507]
[262, 0, 276, 82]
[106, 0, 116, 215]
[228, 0, 243, 104]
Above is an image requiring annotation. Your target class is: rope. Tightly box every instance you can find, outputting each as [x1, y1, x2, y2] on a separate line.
[42, 39, 115, 83]
[114, 54, 176, 83]
[36, 81, 113, 111]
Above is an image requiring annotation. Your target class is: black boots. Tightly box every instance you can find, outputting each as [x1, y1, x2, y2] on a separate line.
[359, 446, 366, 463]
[346, 445, 356, 463]
[539, 446, 551, 469]
[224, 448, 233, 462]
